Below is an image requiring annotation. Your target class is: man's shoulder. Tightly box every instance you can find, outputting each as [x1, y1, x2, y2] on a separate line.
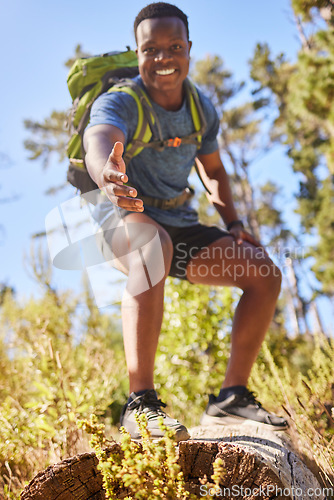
[192, 82, 216, 112]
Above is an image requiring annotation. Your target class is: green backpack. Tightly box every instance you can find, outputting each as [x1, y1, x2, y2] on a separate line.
[66, 47, 207, 199]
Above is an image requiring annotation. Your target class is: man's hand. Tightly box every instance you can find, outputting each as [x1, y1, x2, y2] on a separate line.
[100, 142, 144, 212]
[229, 224, 268, 254]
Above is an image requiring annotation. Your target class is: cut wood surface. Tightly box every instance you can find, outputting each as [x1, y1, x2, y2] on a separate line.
[188, 424, 325, 499]
[20, 424, 325, 499]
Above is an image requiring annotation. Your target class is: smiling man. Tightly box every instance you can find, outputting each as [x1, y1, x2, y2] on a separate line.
[83, 2, 288, 441]
[135, 13, 191, 110]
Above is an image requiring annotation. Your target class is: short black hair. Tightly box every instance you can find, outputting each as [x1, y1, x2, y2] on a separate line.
[134, 2, 189, 42]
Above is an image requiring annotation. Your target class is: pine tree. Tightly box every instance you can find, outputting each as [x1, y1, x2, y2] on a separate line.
[249, 1, 334, 297]
[23, 45, 90, 187]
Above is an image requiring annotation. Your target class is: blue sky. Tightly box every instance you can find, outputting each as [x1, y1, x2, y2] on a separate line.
[1, 1, 318, 313]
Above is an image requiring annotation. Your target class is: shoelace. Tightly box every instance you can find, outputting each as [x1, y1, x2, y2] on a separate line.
[241, 390, 263, 409]
[128, 393, 167, 420]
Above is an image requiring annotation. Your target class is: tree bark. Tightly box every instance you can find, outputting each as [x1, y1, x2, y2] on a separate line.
[186, 424, 324, 499]
[20, 425, 324, 500]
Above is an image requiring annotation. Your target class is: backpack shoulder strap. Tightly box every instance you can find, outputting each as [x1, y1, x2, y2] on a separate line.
[182, 78, 207, 146]
[107, 79, 164, 164]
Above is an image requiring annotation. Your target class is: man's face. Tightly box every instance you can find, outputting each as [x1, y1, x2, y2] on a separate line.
[136, 16, 192, 103]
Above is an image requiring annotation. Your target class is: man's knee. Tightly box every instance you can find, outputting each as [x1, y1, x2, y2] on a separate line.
[234, 249, 282, 294]
[270, 263, 282, 292]
[127, 225, 173, 280]
[255, 257, 282, 293]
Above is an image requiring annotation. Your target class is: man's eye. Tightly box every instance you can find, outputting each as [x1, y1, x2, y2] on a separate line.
[144, 47, 155, 54]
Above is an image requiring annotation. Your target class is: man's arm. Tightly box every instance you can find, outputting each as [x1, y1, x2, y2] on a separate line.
[83, 124, 144, 212]
[196, 150, 239, 224]
[196, 150, 261, 246]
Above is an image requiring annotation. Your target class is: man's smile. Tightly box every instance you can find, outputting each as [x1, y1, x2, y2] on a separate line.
[155, 68, 177, 76]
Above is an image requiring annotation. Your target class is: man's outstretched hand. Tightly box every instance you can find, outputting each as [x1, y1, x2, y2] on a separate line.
[100, 141, 144, 212]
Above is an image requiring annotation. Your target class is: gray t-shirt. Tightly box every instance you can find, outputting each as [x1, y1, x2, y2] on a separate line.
[88, 75, 219, 227]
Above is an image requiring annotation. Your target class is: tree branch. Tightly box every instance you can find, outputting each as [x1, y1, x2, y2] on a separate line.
[293, 13, 312, 51]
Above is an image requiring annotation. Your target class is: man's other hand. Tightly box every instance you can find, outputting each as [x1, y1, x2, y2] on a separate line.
[229, 225, 268, 255]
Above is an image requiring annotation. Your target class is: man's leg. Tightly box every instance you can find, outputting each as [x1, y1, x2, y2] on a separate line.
[186, 235, 287, 429]
[105, 211, 190, 440]
[109, 212, 173, 393]
[186, 235, 281, 387]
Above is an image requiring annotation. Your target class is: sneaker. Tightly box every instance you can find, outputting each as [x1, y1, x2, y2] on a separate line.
[120, 389, 190, 441]
[200, 389, 288, 431]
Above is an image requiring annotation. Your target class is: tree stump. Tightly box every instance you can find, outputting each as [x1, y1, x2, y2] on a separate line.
[182, 424, 325, 499]
[20, 450, 106, 500]
[21, 425, 325, 499]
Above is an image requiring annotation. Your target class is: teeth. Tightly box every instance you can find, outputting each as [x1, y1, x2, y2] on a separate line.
[156, 68, 175, 76]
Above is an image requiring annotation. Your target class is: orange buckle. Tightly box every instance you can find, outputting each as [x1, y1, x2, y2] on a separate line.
[168, 137, 182, 148]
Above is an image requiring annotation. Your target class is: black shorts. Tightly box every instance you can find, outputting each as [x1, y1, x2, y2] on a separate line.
[97, 214, 230, 281]
[158, 222, 229, 280]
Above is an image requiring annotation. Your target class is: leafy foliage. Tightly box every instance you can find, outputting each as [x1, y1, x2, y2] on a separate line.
[24, 110, 70, 169]
[250, 336, 334, 487]
[80, 413, 197, 499]
[0, 277, 333, 498]
[156, 278, 236, 427]
[80, 411, 254, 499]
[0, 286, 127, 497]
[291, 0, 334, 23]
